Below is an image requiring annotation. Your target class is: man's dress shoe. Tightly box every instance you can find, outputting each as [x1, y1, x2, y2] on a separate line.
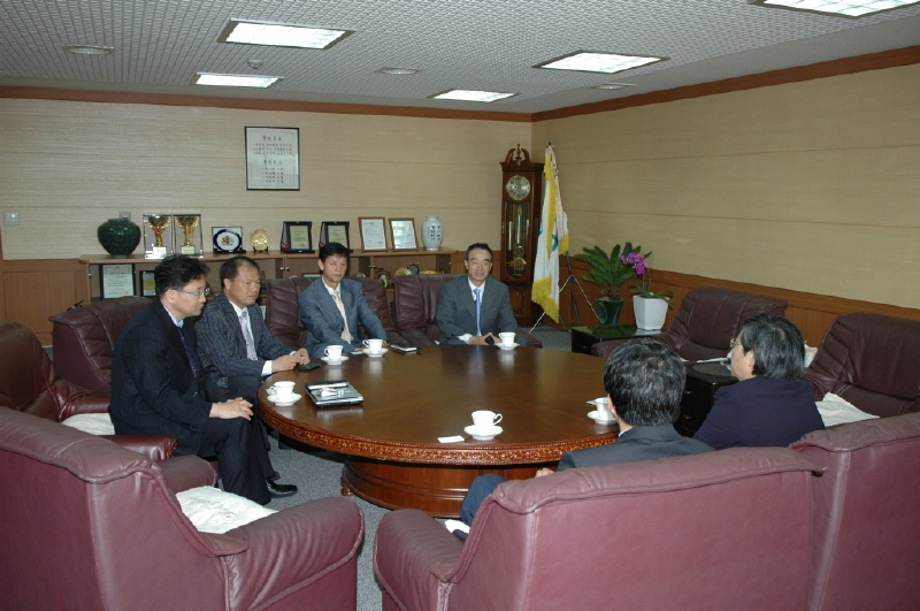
[266, 477, 298, 498]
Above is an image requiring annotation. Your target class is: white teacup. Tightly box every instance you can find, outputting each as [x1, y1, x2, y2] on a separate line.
[269, 381, 296, 403]
[471, 410, 502, 433]
[498, 332, 516, 347]
[594, 397, 614, 421]
[324, 345, 344, 361]
[363, 338, 384, 354]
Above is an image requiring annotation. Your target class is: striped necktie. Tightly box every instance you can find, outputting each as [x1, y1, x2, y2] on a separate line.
[239, 309, 257, 360]
[474, 287, 482, 336]
[333, 289, 353, 343]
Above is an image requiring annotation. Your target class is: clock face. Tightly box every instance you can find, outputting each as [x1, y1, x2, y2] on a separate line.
[505, 174, 531, 201]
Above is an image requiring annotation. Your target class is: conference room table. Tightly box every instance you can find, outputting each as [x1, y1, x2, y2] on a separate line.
[259, 344, 618, 517]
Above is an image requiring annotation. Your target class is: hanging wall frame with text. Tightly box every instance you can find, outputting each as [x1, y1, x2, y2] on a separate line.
[245, 127, 300, 190]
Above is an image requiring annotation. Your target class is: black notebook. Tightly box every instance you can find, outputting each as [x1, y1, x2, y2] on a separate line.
[305, 381, 364, 407]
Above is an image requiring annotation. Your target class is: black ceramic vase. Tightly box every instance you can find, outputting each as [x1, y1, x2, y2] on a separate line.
[97, 217, 141, 258]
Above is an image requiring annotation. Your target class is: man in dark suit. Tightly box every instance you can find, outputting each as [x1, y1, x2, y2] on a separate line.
[196, 256, 310, 402]
[109, 255, 296, 505]
[436, 242, 518, 345]
[457, 338, 713, 529]
[298, 242, 387, 359]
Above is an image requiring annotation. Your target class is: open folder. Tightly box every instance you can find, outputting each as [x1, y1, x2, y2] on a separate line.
[305, 381, 364, 407]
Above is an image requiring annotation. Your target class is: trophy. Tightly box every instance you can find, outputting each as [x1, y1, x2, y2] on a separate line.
[144, 214, 171, 258]
[176, 215, 200, 255]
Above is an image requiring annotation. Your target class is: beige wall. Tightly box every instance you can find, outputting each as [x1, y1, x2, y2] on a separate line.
[532, 63, 920, 309]
[0, 99, 529, 259]
[2, 62, 917, 310]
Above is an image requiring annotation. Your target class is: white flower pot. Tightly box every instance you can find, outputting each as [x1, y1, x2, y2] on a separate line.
[633, 295, 668, 331]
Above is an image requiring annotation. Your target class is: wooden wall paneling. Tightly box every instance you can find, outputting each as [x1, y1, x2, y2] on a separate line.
[0, 258, 87, 344]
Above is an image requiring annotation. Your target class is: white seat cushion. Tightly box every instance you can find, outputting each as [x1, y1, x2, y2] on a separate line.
[61, 412, 116, 435]
[816, 392, 880, 428]
[176, 486, 276, 533]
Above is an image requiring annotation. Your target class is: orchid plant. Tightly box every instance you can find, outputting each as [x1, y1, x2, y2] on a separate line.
[575, 242, 650, 301]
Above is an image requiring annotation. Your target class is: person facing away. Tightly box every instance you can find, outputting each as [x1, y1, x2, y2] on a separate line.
[436, 242, 519, 345]
[459, 338, 713, 527]
[298, 241, 387, 359]
[693, 313, 825, 450]
[196, 255, 309, 403]
[109, 255, 297, 505]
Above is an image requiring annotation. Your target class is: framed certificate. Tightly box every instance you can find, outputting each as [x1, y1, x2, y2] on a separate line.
[141, 270, 156, 297]
[320, 221, 351, 251]
[101, 264, 136, 299]
[281, 221, 314, 253]
[359, 217, 387, 251]
[245, 127, 300, 190]
[389, 218, 418, 250]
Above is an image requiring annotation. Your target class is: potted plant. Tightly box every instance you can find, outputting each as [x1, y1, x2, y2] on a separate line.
[574, 242, 650, 326]
[630, 263, 673, 331]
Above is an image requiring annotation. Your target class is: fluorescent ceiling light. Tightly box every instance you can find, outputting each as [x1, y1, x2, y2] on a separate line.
[377, 67, 421, 75]
[194, 72, 282, 88]
[536, 51, 665, 74]
[219, 19, 352, 49]
[429, 89, 518, 103]
[63, 44, 113, 55]
[749, 0, 920, 17]
[592, 83, 637, 90]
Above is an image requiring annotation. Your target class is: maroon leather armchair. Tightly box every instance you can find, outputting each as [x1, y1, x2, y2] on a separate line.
[265, 276, 408, 349]
[0, 407, 364, 611]
[792, 412, 920, 611]
[48, 296, 149, 391]
[591, 287, 788, 360]
[392, 274, 542, 347]
[0, 319, 175, 460]
[805, 312, 920, 418]
[374, 448, 817, 611]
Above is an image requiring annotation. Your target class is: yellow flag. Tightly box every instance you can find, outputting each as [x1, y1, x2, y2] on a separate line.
[531, 144, 569, 322]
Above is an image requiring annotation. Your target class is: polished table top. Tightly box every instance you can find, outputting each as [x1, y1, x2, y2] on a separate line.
[260, 344, 618, 466]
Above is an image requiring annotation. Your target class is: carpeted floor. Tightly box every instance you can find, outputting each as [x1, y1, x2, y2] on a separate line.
[265, 325, 573, 611]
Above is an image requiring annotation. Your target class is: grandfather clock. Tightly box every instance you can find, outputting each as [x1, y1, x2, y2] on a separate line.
[498, 145, 544, 325]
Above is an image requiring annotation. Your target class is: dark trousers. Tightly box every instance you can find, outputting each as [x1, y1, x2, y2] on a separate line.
[198, 415, 274, 505]
[460, 474, 508, 526]
[226, 374, 273, 451]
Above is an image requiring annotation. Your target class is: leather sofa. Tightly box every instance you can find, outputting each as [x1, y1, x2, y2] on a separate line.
[374, 447, 818, 610]
[0, 319, 175, 460]
[49, 296, 149, 391]
[591, 287, 788, 360]
[805, 312, 920, 418]
[0, 406, 364, 611]
[792, 412, 920, 611]
[265, 276, 409, 349]
[392, 274, 542, 347]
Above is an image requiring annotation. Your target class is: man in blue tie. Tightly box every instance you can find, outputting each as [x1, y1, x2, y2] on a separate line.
[436, 243, 518, 345]
[110, 255, 295, 505]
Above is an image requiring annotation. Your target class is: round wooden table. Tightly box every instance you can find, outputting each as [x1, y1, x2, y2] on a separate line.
[260, 344, 618, 517]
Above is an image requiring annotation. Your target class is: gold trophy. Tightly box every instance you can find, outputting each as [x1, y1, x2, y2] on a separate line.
[176, 215, 200, 255]
[146, 214, 171, 258]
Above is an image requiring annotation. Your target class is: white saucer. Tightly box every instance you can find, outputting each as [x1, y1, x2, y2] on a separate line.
[267, 392, 302, 405]
[464, 424, 503, 440]
[587, 410, 616, 425]
[321, 356, 350, 364]
[496, 343, 517, 351]
[365, 348, 388, 358]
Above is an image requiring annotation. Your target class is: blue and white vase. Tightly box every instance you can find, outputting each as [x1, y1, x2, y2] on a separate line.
[421, 215, 443, 251]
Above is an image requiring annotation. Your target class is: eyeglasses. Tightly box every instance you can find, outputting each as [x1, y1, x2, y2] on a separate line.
[729, 336, 742, 350]
[175, 287, 211, 298]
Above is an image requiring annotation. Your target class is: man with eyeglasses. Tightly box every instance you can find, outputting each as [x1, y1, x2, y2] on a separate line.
[436, 242, 518, 345]
[110, 255, 291, 505]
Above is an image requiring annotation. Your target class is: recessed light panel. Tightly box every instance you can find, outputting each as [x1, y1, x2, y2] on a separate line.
[430, 89, 518, 103]
[194, 73, 282, 88]
[219, 20, 352, 49]
[749, 0, 920, 18]
[536, 51, 665, 74]
[63, 44, 114, 55]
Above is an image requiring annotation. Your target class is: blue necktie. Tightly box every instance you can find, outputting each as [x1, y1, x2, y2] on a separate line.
[177, 325, 200, 377]
[474, 287, 482, 336]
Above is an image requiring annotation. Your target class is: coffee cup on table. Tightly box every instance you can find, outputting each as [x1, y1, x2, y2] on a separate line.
[324, 345, 344, 361]
[363, 338, 384, 354]
[471, 410, 502, 434]
[594, 397, 614, 421]
[269, 381, 296, 403]
[498, 332, 516, 347]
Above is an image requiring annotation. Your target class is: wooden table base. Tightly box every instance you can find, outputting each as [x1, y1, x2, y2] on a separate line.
[341, 456, 555, 517]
